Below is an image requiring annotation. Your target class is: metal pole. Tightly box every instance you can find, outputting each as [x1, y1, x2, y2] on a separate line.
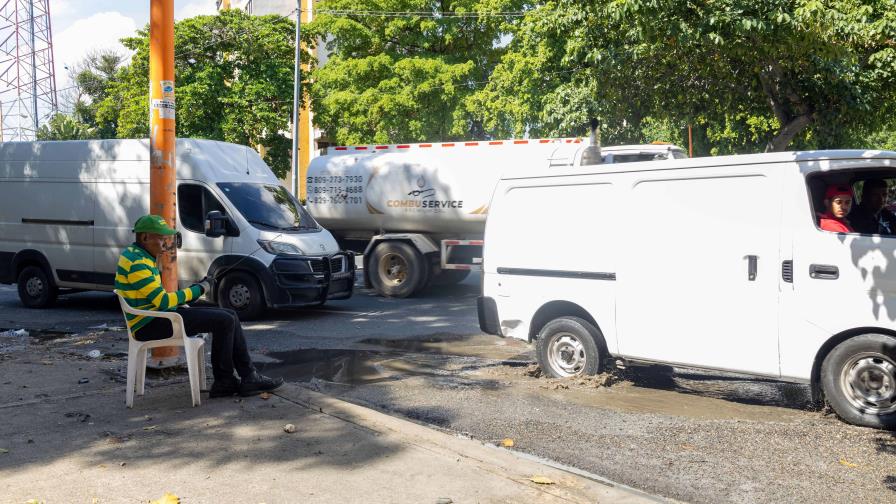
[290, 1, 301, 198]
[29, 0, 36, 132]
[688, 124, 693, 158]
[148, 0, 179, 366]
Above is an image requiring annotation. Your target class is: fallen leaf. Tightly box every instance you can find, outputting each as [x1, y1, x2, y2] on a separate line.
[530, 476, 554, 485]
[142, 425, 158, 431]
[680, 443, 697, 451]
[501, 438, 514, 447]
[260, 392, 271, 400]
[839, 458, 858, 468]
[24, 500, 43, 504]
[149, 492, 180, 504]
[0, 448, 8, 454]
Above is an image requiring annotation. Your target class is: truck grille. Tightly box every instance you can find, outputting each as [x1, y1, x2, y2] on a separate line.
[309, 257, 344, 274]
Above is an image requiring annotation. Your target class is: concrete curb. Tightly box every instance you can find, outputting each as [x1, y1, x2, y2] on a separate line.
[275, 384, 668, 504]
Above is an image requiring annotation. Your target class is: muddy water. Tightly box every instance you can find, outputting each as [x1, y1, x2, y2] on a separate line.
[260, 337, 815, 423]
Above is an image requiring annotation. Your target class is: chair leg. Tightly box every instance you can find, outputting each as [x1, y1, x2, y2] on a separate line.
[136, 347, 148, 396]
[126, 344, 139, 408]
[186, 342, 201, 407]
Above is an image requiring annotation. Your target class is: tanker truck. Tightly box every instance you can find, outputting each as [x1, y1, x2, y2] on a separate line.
[306, 137, 686, 297]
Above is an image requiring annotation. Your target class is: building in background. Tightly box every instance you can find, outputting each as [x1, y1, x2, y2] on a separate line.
[216, 0, 329, 201]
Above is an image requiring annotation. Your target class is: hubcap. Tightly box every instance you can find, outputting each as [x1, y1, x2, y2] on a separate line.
[547, 332, 586, 377]
[840, 352, 896, 415]
[228, 283, 251, 309]
[378, 253, 408, 286]
[25, 276, 43, 297]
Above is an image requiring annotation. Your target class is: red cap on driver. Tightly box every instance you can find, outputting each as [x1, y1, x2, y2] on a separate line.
[825, 185, 853, 200]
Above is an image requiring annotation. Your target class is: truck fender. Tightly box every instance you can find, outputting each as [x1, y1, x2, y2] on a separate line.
[11, 249, 56, 285]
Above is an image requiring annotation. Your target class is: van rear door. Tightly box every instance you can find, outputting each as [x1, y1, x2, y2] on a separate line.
[616, 165, 783, 376]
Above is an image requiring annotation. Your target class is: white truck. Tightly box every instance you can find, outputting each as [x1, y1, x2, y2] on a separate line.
[0, 139, 355, 320]
[306, 137, 686, 297]
[479, 148, 896, 429]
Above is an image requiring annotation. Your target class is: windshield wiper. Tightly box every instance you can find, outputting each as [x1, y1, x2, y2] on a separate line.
[246, 219, 280, 230]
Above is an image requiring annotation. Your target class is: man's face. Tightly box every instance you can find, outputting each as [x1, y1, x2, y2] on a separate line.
[864, 185, 888, 213]
[139, 232, 167, 259]
[829, 196, 852, 219]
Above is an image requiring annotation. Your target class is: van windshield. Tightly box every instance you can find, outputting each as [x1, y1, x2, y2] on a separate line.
[217, 182, 319, 232]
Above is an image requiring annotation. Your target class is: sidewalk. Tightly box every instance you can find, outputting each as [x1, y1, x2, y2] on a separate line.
[0, 335, 661, 504]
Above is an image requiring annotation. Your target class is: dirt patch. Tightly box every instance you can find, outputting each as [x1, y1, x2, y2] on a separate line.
[493, 363, 626, 390]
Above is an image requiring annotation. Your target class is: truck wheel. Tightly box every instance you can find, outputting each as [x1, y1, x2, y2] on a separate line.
[370, 242, 425, 298]
[821, 334, 896, 429]
[17, 265, 58, 308]
[218, 271, 265, 321]
[536, 317, 603, 378]
[431, 269, 470, 286]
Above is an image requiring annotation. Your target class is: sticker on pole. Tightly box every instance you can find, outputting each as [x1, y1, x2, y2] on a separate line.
[160, 80, 175, 98]
[152, 98, 176, 120]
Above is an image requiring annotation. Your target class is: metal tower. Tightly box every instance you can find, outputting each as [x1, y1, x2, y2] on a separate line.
[0, 0, 57, 141]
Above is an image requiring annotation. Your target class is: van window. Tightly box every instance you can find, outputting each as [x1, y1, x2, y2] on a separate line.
[807, 172, 896, 235]
[217, 182, 319, 232]
[178, 184, 227, 233]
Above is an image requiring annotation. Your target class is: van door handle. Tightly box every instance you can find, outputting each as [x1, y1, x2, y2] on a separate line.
[809, 264, 839, 280]
[746, 255, 757, 281]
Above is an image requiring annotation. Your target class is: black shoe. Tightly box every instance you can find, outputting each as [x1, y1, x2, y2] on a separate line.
[209, 378, 241, 398]
[239, 372, 284, 396]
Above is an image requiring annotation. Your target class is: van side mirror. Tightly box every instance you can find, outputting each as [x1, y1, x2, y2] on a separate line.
[205, 210, 227, 238]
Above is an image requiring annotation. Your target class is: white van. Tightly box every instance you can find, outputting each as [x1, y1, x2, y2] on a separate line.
[0, 139, 355, 319]
[479, 149, 896, 429]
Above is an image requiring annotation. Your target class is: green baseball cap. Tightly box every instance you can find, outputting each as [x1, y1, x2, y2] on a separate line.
[133, 214, 177, 235]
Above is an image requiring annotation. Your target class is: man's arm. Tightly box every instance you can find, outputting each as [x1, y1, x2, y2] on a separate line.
[126, 263, 203, 310]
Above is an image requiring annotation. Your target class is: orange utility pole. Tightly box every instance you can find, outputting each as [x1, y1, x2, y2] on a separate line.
[148, 0, 179, 366]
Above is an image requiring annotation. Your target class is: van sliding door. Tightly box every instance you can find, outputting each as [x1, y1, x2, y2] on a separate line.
[617, 168, 783, 376]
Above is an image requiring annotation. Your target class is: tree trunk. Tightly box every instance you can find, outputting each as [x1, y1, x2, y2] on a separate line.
[765, 113, 813, 152]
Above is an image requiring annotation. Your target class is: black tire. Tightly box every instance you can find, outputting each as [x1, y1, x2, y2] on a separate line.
[430, 269, 470, 286]
[16, 265, 58, 308]
[369, 241, 426, 298]
[535, 316, 603, 378]
[218, 271, 265, 321]
[821, 333, 896, 430]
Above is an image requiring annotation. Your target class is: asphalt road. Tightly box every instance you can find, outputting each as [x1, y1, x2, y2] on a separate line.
[2, 276, 895, 503]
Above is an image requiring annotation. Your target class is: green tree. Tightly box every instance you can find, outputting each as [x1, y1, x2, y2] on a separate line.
[35, 113, 97, 140]
[470, 0, 896, 152]
[305, 0, 523, 145]
[93, 10, 297, 177]
[67, 50, 127, 138]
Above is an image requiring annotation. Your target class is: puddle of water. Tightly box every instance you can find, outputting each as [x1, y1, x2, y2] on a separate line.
[261, 349, 404, 385]
[360, 335, 531, 361]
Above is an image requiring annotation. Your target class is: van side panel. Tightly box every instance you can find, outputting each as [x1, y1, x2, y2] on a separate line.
[94, 167, 150, 284]
[0, 164, 96, 287]
[483, 178, 618, 352]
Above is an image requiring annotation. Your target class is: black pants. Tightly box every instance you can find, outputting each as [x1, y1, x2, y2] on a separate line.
[136, 307, 255, 382]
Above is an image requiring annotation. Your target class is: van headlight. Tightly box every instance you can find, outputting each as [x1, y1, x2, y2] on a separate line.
[257, 240, 304, 255]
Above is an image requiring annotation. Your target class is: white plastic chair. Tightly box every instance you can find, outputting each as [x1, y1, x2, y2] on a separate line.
[113, 290, 207, 408]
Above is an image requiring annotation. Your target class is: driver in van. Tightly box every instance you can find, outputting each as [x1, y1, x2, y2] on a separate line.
[849, 178, 896, 235]
[115, 215, 283, 398]
[818, 185, 855, 233]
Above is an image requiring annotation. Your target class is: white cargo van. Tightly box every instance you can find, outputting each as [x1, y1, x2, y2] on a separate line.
[0, 139, 355, 319]
[479, 149, 896, 429]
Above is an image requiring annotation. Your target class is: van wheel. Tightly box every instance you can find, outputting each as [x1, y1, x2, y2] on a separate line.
[17, 265, 58, 308]
[369, 242, 425, 298]
[536, 317, 603, 378]
[218, 271, 265, 321]
[821, 334, 896, 429]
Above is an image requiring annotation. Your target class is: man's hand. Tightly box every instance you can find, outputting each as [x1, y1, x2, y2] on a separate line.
[196, 275, 215, 294]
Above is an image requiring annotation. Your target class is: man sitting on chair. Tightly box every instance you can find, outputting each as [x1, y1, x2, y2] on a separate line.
[115, 214, 283, 398]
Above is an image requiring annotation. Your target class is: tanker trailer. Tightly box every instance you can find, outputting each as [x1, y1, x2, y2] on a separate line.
[306, 138, 685, 297]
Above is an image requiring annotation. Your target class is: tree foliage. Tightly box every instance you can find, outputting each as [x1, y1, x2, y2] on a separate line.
[305, 0, 523, 145]
[468, 0, 896, 152]
[78, 10, 297, 177]
[35, 113, 97, 140]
